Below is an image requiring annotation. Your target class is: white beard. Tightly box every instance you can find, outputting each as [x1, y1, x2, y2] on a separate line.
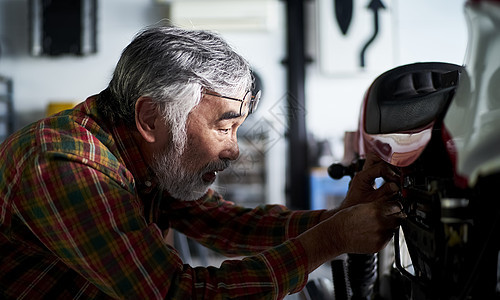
[151, 145, 230, 201]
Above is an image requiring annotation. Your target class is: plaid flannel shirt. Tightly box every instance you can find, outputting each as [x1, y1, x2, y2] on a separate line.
[0, 93, 325, 299]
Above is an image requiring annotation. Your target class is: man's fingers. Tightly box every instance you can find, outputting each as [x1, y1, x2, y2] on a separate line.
[365, 181, 400, 204]
[382, 200, 403, 215]
[362, 152, 384, 169]
[358, 161, 400, 188]
[382, 201, 406, 230]
[380, 182, 400, 198]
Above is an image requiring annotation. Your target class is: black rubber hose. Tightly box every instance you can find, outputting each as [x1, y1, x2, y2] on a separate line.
[331, 258, 352, 300]
[348, 253, 378, 300]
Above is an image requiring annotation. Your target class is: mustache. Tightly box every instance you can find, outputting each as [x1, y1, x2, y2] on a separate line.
[202, 159, 231, 173]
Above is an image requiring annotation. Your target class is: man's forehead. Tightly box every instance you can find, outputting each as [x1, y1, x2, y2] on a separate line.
[195, 93, 244, 121]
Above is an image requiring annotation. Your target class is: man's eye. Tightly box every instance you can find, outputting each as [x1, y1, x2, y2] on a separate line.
[219, 128, 230, 134]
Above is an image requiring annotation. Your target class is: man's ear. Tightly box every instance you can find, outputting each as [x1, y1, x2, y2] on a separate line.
[135, 96, 160, 143]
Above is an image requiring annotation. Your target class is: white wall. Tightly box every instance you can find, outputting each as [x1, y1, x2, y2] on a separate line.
[0, 0, 169, 126]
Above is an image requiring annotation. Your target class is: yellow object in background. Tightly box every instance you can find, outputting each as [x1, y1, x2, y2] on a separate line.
[46, 102, 76, 117]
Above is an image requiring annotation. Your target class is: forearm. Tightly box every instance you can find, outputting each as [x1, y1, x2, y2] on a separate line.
[11, 211, 308, 299]
[296, 215, 343, 273]
[176, 239, 309, 299]
[318, 206, 342, 223]
[166, 190, 326, 256]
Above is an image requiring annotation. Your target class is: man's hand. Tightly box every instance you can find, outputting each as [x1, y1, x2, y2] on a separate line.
[341, 153, 400, 209]
[298, 153, 405, 272]
[328, 197, 404, 254]
[320, 153, 400, 221]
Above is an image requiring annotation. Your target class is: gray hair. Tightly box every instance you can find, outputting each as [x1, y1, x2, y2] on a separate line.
[99, 24, 253, 152]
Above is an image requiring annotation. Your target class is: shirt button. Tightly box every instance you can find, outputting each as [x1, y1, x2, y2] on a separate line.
[145, 180, 152, 187]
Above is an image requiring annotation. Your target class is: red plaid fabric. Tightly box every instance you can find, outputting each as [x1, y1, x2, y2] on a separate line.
[0, 93, 325, 299]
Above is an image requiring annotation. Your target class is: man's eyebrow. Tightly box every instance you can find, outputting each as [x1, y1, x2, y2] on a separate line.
[218, 111, 244, 121]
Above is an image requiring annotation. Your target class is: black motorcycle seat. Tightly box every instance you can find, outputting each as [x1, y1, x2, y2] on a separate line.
[364, 62, 463, 134]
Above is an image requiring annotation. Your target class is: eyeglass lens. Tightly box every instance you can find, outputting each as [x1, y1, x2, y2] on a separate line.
[250, 90, 261, 114]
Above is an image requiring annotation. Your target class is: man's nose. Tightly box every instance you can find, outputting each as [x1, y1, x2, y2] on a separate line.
[221, 138, 239, 161]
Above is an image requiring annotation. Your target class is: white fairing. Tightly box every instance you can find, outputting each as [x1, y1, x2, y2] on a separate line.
[444, 1, 500, 187]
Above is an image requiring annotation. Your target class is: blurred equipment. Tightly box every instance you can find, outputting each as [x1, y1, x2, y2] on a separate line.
[29, 0, 97, 56]
[46, 101, 77, 116]
[0, 76, 14, 143]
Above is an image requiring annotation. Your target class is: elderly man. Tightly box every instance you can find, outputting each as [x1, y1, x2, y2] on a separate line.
[0, 25, 404, 299]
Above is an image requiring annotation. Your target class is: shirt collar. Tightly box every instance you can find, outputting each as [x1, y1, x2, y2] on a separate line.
[112, 122, 157, 193]
[91, 90, 158, 193]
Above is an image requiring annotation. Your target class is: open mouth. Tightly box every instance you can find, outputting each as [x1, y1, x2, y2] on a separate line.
[201, 160, 230, 184]
[202, 171, 219, 183]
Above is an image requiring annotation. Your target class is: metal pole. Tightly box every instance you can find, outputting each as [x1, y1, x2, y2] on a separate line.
[284, 0, 310, 210]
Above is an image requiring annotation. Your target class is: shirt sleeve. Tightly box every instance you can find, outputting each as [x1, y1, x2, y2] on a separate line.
[13, 152, 310, 299]
[164, 190, 325, 256]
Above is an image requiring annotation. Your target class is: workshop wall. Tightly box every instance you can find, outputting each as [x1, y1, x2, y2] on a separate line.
[0, 0, 168, 127]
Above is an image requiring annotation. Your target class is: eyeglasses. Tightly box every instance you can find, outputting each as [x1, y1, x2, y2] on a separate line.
[203, 90, 261, 116]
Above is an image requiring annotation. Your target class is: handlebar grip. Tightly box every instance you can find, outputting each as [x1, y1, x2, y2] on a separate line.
[328, 163, 352, 179]
[328, 160, 365, 179]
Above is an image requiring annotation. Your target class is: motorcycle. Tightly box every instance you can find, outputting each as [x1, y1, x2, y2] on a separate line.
[327, 0, 500, 299]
